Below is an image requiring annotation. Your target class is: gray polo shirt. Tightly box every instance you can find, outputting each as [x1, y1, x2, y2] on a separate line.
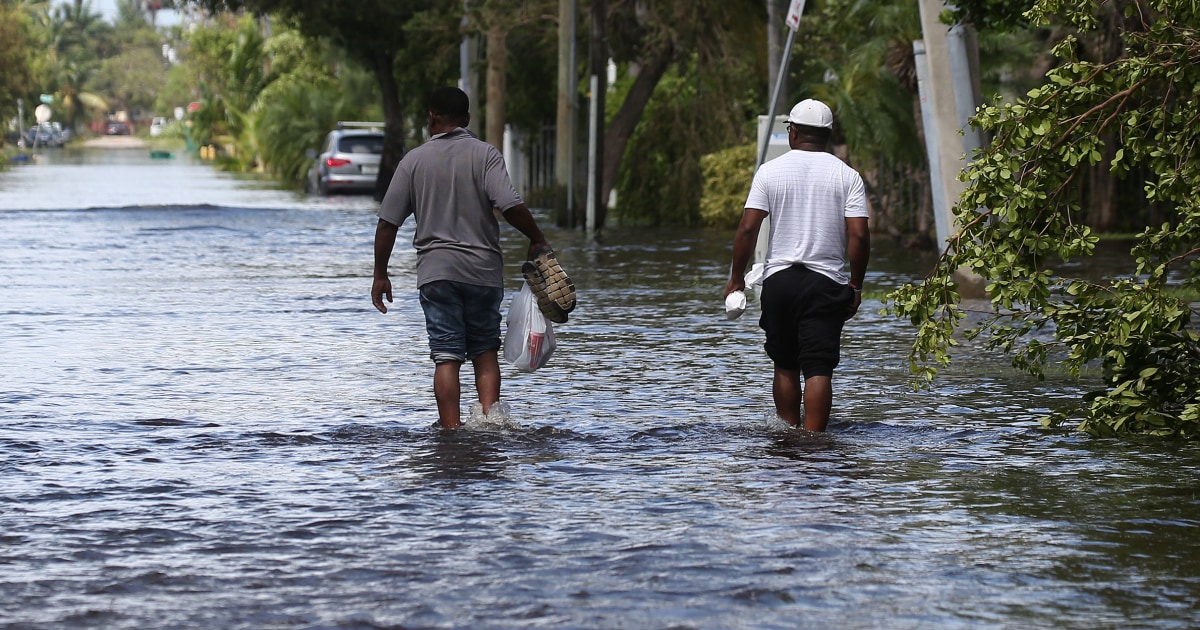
[378, 128, 523, 288]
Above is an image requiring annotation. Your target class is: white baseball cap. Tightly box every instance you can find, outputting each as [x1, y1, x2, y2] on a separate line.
[787, 99, 834, 129]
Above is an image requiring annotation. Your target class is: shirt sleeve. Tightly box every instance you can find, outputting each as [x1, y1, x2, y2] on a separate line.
[377, 159, 413, 226]
[482, 146, 524, 212]
[744, 169, 769, 213]
[844, 171, 869, 218]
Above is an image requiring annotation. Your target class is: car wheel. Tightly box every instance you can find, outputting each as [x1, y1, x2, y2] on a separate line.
[317, 174, 330, 196]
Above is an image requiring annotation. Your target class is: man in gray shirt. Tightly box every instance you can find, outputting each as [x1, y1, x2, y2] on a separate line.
[372, 87, 552, 430]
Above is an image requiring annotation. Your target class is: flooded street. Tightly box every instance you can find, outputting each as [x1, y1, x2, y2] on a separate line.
[2, 147, 1198, 629]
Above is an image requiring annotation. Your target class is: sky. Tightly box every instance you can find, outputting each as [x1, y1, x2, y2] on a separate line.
[91, 0, 179, 26]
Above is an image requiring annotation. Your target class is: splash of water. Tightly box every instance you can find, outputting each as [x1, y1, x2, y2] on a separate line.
[465, 399, 520, 431]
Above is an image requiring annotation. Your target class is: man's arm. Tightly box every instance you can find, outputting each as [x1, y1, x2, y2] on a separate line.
[844, 216, 870, 319]
[372, 218, 400, 314]
[501, 203, 550, 259]
[724, 208, 767, 298]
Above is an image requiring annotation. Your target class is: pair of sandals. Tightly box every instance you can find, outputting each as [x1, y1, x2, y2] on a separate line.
[522, 245, 576, 324]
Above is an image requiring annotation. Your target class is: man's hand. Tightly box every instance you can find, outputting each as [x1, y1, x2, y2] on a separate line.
[527, 239, 551, 261]
[845, 289, 861, 320]
[372, 219, 400, 314]
[723, 277, 746, 299]
[372, 276, 393, 314]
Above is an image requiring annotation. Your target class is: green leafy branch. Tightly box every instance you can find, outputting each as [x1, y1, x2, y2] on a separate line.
[885, 0, 1200, 437]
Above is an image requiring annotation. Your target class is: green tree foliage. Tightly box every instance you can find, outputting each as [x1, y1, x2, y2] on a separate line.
[180, 14, 277, 168]
[256, 81, 358, 184]
[0, 1, 35, 128]
[886, 0, 1200, 437]
[89, 47, 169, 116]
[174, 14, 376, 180]
[254, 29, 379, 185]
[699, 143, 756, 229]
[799, 0, 923, 168]
[190, 0, 460, 196]
[948, 0, 1039, 32]
[40, 0, 117, 129]
[87, 1, 169, 116]
[612, 54, 761, 227]
[605, 0, 765, 226]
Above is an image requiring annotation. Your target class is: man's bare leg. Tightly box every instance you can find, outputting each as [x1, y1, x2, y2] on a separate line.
[433, 360, 463, 429]
[772, 367, 804, 426]
[802, 375, 833, 432]
[471, 349, 501, 415]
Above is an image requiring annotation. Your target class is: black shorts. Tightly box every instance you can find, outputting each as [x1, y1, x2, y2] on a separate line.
[758, 265, 854, 378]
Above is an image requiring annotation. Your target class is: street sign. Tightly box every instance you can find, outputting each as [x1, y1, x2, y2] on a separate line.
[39, 94, 54, 104]
[34, 104, 52, 123]
[785, 0, 806, 30]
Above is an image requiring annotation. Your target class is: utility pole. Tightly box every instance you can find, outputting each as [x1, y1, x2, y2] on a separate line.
[460, 2, 481, 136]
[766, 0, 789, 110]
[585, 0, 605, 237]
[555, 0, 577, 227]
[916, 0, 985, 295]
[753, 0, 805, 273]
[16, 98, 25, 148]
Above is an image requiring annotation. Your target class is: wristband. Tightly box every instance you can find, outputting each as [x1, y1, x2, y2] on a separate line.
[848, 282, 862, 292]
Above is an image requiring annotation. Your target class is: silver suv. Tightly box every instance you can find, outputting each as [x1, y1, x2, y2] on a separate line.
[306, 122, 385, 195]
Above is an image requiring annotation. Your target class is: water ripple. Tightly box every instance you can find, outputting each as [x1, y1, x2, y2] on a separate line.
[1, 156, 1198, 629]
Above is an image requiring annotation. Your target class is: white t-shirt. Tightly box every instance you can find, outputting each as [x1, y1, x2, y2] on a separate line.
[745, 149, 868, 284]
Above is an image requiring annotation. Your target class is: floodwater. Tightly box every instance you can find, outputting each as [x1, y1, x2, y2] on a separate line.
[1, 147, 1198, 629]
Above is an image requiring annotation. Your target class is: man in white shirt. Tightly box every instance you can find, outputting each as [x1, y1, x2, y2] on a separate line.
[724, 99, 870, 431]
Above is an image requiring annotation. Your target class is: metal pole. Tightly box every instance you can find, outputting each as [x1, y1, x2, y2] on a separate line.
[586, 74, 598, 237]
[566, 0, 577, 226]
[755, 26, 796, 171]
[16, 98, 24, 149]
[752, 14, 800, 276]
[914, 40, 950, 247]
[459, 1, 470, 96]
[947, 24, 983, 159]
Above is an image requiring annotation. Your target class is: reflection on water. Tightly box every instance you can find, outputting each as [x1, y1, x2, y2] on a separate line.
[1, 148, 1198, 629]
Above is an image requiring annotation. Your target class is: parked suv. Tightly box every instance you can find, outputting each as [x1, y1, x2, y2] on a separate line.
[306, 122, 386, 196]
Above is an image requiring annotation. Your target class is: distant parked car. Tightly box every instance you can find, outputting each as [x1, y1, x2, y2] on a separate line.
[305, 122, 385, 196]
[149, 117, 167, 137]
[105, 121, 132, 136]
[26, 124, 63, 148]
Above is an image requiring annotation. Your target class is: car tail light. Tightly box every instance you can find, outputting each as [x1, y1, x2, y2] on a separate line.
[325, 157, 352, 167]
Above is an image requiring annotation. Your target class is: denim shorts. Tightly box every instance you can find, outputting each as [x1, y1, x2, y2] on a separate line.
[418, 280, 504, 364]
[758, 264, 854, 378]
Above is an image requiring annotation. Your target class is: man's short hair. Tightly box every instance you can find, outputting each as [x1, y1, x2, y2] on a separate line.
[790, 123, 832, 144]
[429, 87, 470, 119]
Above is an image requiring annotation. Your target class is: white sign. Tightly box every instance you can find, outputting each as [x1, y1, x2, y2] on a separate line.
[34, 104, 52, 123]
[785, 0, 806, 30]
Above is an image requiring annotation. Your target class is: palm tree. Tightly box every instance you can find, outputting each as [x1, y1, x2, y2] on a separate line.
[41, 0, 113, 132]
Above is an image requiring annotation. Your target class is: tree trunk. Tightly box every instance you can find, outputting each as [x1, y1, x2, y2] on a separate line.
[372, 51, 405, 202]
[1086, 136, 1118, 231]
[600, 46, 673, 226]
[911, 92, 933, 243]
[589, 0, 606, 229]
[555, 0, 577, 225]
[486, 24, 509, 151]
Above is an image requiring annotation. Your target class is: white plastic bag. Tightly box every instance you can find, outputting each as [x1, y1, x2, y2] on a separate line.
[504, 281, 556, 371]
[724, 290, 747, 320]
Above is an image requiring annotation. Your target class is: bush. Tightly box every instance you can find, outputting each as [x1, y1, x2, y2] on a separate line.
[699, 142, 755, 229]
